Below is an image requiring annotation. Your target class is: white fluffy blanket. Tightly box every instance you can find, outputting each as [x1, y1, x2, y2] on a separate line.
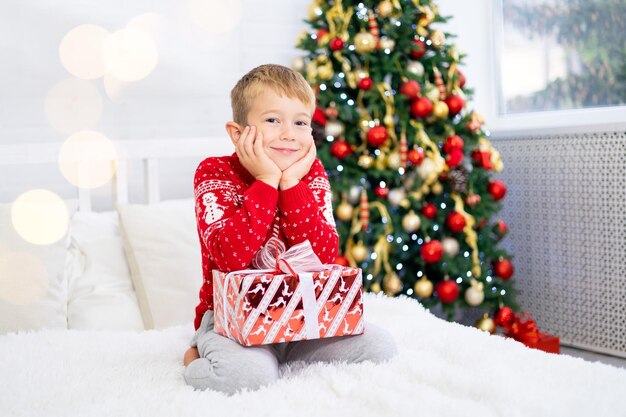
[1, 294, 625, 417]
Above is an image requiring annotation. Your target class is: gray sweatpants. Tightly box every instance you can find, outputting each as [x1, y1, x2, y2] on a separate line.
[183, 310, 398, 394]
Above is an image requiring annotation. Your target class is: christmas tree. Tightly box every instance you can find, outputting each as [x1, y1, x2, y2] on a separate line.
[292, 0, 519, 327]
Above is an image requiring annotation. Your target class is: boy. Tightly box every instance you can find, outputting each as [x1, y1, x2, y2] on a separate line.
[184, 64, 397, 394]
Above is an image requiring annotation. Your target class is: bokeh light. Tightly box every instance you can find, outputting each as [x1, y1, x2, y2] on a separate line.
[59, 24, 110, 80]
[103, 27, 158, 82]
[0, 251, 49, 306]
[127, 13, 164, 40]
[58, 130, 117, 189]
[44, 78, 103, 133]
[103, 72, 130, 102]
[188, 0, 242, 35]
[11, 190, 70, 246]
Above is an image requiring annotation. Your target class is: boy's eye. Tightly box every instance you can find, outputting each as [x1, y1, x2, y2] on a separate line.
[265, 118, 278, 123]
[296, 120, 310, 126]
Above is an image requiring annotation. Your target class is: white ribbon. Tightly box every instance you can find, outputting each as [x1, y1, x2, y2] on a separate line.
[298, 272, 320, 339]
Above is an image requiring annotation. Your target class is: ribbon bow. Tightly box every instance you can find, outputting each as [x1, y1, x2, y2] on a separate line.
[502, 312, 540, 345]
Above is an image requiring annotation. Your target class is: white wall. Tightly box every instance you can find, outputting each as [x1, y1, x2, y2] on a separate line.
[1, 0, 496, 209]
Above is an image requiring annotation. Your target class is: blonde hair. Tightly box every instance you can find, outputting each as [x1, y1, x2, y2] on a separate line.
[230, 64, 316, 125]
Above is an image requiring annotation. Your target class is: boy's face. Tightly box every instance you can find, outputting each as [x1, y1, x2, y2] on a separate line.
[242, 90, 313, 171]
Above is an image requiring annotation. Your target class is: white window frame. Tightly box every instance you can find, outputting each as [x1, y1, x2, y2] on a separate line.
[485, 0, 626, 137]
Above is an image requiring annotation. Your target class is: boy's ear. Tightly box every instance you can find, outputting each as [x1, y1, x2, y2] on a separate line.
[225, 121, 243, 146]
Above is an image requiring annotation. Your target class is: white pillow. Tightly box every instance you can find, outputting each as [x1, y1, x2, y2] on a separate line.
[117, 199, 202, 330]
[0, 200, 77, 334]
[67, 211, 144, 331]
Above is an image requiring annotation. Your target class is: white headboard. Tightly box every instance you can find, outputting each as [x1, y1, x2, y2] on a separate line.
[0, 137, 227, 212]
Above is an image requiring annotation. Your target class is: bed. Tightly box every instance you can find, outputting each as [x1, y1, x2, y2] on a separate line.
[1, 138, 625, 417]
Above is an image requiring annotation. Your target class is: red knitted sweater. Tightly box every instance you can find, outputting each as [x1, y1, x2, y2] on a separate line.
[192, 153, 339, 330]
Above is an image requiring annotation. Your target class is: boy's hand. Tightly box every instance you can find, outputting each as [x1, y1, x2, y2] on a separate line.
[280, 141, 317, 190]
[235, 126, 282, 188]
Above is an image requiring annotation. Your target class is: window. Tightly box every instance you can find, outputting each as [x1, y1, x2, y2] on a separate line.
[495, 0, 626, 115]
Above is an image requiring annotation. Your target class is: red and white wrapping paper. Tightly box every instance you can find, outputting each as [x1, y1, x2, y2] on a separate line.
[212, 240, 364, 346]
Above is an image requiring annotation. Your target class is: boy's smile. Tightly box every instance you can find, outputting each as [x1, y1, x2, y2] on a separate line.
[245, 90, 313, 171]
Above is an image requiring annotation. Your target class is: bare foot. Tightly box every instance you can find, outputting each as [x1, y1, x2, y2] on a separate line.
[183, 347, 200, 366]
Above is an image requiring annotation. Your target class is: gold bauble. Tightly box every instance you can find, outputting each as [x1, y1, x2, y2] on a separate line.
[354, 31, 376, 54]
[423, 83, 440, 102]
[387, 188, 406, 206]
[418, 158, 436, 179]
[430, 30, 446, 48]
[375, 154, 388, 170]
[307, 2, 323, 20]
[413, 276, 434, 298]
[387, 152, 401, 170]
[432, 101, 449, 119]
[442, 237, 460, 257]
[347, 186, 361, 204]
[464, 285, 485, 306]
[383, 113, 395, 127]
[407, 61, 425, 77]
[317, 62, 334, 80]
[370, 281, 382, 293]
[431, 182, 443, 195]
[383, 272, 403, 296]
[378, 0, 393, 17]
[358, 154, 374, 169]
[291, 56, 306, 72]
[325, 120, 345, 138]
[379, 37, 395, 51]
[336, 201, 354, 222]
[351, 241, 368, 262]
[475, 313, 496, 334]
[402, 210, 421, 233]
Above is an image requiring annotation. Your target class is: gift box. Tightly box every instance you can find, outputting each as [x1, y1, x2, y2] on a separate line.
[501, 311, 560, 354]
[521, 333, 560, 354]
[212, 240, 364, 346]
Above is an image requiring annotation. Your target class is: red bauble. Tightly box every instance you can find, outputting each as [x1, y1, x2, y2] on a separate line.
[329, 37, 344, 51]
[436, 280, 459, 304]
[334, 255, 350, 267]
[445, 95, 465, 116]
[317, 28, 329, 42]
[494, 306, 515, 327]
[443, 135, 464, 154]
[471, 150, 493, 170]
[446, 148, 464, 167]
[493, 258, 514, 280]
[446, 212, 466, 233]
[410, 97, 433, 118]
[421, 203, 437, 219]
[420, 240, 443, 263]
[330, 140, 352, 160]
[488, 180, 507, 201]
[410, 39, 426, 58]
[495, 220, 509, 237]
[374, 186, 388, 199]
[400, 79, 421, 100]
[456, 69, 466, 89]
[367, 126, 388, 146]
[312, 107, 327, 126]
[408, 147, 425, 165]
[358, 77, 373, 90]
